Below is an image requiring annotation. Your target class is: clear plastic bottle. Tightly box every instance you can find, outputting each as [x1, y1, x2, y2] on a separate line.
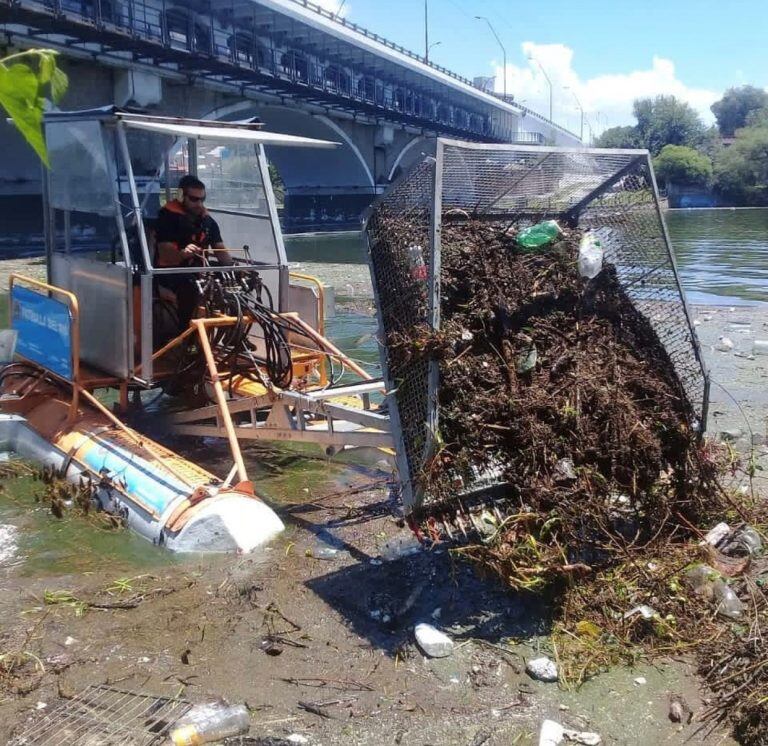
[170, 703, 249, 745]
[406, 244, 428, 282]
[712, 579, 745, 620]
[578, 232, 604, 279]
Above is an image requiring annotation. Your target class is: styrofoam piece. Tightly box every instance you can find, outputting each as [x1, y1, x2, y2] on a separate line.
[414, 623, 454, 658]
[526, 656, 559, 682]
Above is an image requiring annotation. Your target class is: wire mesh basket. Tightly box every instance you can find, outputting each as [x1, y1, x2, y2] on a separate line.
[9, 685, 192, 745]
[365, 140, 708, 514]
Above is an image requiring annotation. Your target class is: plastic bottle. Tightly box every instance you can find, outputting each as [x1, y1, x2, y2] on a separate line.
[170, 703, 249, 745]
[684, 564, 745, 620]
[516, 220, 561, 250]
[578, 232, 604, 279]
[406, 244, 428, 281]
[712, 579, 745, 620]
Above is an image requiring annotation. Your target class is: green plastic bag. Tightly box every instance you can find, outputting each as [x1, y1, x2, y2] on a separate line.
[516, 220, 561, 251]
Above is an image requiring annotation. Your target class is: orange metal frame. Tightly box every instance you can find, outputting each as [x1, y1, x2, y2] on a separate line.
[7, 272, 371, 491]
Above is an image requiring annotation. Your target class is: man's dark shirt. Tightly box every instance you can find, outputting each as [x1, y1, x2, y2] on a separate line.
[154, 199, 222, 267]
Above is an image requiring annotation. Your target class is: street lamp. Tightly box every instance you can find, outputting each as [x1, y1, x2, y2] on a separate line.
[427, 40, 442, 61]
[528, 55, 553, 122]
[564, 86, 584, 142]
[475, 16, 507, 100]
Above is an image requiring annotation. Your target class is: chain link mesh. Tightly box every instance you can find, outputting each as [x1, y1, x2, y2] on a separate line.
[365, 141, 707, 512]
[365, 158, 435, 506]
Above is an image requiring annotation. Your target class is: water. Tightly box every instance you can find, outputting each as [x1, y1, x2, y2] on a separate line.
[667, 208, 768, 305]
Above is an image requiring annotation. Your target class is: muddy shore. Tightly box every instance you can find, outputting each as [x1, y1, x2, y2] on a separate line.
[0, 258, 764, 745]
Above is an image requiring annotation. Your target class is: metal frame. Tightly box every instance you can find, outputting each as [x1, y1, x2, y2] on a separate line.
[365, 139, 709, 514]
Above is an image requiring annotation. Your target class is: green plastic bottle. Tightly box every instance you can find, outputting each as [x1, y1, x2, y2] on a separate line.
[516, 220, 561, 251]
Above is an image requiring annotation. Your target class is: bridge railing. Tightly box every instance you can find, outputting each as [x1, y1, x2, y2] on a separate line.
[12, 0, 572, 142]
[285, 0, 479, 91]
[285, 0, 579, 140]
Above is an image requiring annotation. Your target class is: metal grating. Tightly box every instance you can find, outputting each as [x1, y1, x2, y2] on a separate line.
[9, 685, 192, 745]
[365, 139, 708, 514]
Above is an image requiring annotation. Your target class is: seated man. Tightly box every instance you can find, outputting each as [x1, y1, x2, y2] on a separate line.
[154, 175, 234, 330]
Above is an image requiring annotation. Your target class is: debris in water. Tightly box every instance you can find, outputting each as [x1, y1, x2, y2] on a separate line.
[703, 522, 731, 547]
[669, 694, 692, 724]
[380, 533, 422, 561]
[538, 720, 602, 746]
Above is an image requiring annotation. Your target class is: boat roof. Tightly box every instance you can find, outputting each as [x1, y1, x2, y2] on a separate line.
[44, 107, 339, 148]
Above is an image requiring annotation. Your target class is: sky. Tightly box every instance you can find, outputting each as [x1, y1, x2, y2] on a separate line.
[312, 0, 768, 138]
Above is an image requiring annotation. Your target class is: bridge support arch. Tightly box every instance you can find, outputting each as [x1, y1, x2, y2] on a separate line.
[204, 101, 381, 232]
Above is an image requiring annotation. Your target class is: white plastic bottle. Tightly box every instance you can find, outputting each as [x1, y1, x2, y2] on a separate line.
[170, 703, 249, 745]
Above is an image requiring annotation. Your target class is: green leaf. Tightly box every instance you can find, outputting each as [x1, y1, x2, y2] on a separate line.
[38, 52, 54, 85]
[50, 66, 68, 103]
[0, 62, 48, 166]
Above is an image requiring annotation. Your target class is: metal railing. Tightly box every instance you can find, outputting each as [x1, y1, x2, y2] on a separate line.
[287, 0, 578, 139]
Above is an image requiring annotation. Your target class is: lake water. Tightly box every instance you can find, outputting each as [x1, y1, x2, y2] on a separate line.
[289, 208, 768, 307]
[667, 208, 768, 306]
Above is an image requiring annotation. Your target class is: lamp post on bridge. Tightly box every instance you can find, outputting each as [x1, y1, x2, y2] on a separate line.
[475, 16, 507, 101]
[427, 40, 442, 61]
[564, 86, 584, 143]
[528, 55, 553, 123]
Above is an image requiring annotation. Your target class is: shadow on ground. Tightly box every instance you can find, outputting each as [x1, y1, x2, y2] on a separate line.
[306, 549, 554, 656]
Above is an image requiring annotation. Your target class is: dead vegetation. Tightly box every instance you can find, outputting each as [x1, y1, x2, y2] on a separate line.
[379, 214, 768, 740]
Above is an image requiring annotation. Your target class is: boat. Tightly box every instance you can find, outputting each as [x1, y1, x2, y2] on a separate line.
[0, 108, 392, 553]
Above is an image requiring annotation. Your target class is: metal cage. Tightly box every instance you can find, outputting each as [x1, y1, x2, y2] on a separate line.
[365, 139, 708, 513]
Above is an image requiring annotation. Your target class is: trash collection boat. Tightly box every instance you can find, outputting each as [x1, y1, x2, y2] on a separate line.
[0, 109, 392, 552]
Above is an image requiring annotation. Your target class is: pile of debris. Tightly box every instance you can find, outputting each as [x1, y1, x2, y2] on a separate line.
[381, 215, 768, 739]
[387, 217, 723, 582]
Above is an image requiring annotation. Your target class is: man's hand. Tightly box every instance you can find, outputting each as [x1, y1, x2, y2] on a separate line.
[181, 243, 203, 259]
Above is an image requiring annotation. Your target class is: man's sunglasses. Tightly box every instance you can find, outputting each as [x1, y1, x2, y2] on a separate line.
[184, 193, 206, 203]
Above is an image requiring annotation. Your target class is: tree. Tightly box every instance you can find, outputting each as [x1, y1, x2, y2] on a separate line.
[714, 125, 768, 205]
[594, 125, 639, 149]
[633, 95, 706, 155]
[0, 49, 68, 165]
[711, 85, 768, 137]
[745, 106, 768, 128]
[653, 145, 712, 186]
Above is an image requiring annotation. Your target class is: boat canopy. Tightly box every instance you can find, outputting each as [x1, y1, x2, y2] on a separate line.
[118, 115, 339, 148]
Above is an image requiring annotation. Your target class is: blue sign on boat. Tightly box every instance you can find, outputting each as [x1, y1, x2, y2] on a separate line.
[11, 285, 73, 380]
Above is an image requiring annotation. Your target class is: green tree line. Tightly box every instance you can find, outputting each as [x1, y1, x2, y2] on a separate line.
[595, 85, 768, 206]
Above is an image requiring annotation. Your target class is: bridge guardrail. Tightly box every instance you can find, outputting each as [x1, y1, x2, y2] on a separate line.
[11, 0, 576, 142]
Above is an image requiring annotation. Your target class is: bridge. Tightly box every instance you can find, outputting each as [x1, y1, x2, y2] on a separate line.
[0, 0, 581, 237]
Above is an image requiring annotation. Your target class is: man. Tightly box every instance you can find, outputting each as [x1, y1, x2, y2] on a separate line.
[154, 175, 234, 330]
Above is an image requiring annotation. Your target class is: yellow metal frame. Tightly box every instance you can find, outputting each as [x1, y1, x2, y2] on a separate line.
[289, 272, 326, 336]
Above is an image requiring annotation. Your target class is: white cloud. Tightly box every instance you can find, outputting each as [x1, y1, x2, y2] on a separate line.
[492, 42, 719, 140]
[314, 0, 349, 17]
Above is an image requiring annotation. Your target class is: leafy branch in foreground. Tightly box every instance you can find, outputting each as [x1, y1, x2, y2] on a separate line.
[0, 49, 68, 165]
